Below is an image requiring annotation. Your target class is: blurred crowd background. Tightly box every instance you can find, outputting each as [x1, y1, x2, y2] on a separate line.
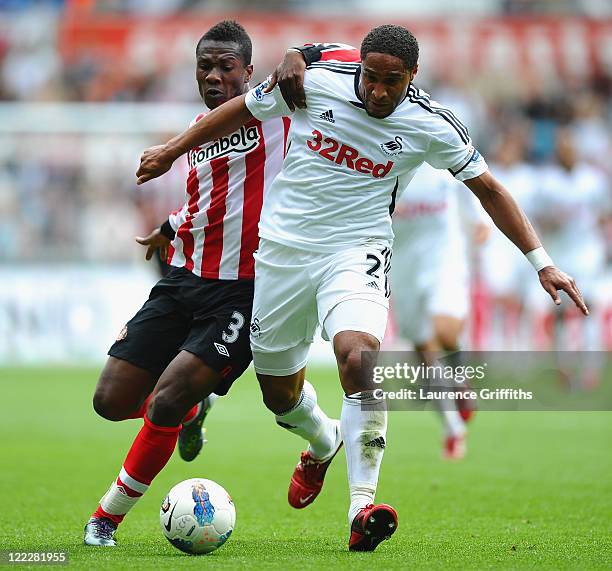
[0, 0, 610, 361]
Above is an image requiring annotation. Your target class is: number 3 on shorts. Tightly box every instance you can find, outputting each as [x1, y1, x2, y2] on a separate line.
[222, 311, 246, 344]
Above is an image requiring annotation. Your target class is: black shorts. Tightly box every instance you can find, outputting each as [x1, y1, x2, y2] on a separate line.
[108, 267, 254, 395]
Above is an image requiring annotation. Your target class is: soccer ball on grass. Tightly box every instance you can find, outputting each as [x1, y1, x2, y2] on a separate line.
[160, 478, 235, 554]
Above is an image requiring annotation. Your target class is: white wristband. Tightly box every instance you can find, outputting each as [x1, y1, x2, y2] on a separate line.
[526, 247, 554, 272]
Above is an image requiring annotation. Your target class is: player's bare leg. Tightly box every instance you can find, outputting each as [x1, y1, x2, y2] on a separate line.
[333, 330, 397, 551]
[84, 351, 220, 546]
[92, 357, 157, 421]
[257, 368, 342, 509]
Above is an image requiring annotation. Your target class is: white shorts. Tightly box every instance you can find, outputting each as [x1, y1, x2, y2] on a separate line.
[392, 251, 469, 345]
[250, 239, 390, 376]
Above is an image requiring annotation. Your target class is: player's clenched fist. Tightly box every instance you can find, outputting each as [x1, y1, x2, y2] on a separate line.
[136, 144, 175, 185]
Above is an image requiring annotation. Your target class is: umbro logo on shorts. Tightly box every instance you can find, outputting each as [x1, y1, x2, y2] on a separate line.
[319, 109, 335, 123]
[214, 342, 230, 357]
[365, 436, 386, 449]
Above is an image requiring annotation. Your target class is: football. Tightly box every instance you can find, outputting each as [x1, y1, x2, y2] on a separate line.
[160, 478, 236, 555]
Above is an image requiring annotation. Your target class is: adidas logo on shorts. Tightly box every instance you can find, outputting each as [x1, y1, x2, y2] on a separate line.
[366, 280, 380, 290]
[319, 109, 335, 123]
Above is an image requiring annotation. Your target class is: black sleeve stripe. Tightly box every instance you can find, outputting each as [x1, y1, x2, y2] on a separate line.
[409, 85, 469, 138]
[408, 94, 470, 145]
[448, 148, 477, 177]
[411, 86, 470, 140]
[407, 85, 470, 144]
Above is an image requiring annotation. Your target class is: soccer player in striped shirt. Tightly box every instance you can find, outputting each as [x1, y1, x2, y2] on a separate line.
[136, 25, 587, 552]
[83, 20, 304, 547]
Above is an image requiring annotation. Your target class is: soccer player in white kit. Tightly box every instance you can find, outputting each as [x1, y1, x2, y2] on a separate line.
[391, 163, 490, 459]
[480, 132, 538, 349]
[536, 129, 609, 386]
[136, 25, 587, 551]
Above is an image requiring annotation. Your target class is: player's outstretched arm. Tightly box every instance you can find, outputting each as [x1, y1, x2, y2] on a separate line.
[464, 170, 588, 315]
[136, 95, 254, 185]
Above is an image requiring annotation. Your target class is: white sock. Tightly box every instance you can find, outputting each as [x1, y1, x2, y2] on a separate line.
[430, 362, 466, 438]
[342, 391, 387, 525]
[440, 409, 466, 438]
[99, 467, 148, 519]
[275, 380, 338, 460]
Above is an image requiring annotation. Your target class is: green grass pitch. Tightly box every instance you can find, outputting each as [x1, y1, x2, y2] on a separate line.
[0, 366, 610, 569]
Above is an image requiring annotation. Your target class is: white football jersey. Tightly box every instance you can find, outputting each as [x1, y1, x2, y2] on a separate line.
[245, 61, 488, 252]
[537, 162, 608, 281]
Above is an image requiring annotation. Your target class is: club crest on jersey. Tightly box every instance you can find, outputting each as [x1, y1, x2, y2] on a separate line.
[380, 136, 403, 156]
[190, 125, 260, 165]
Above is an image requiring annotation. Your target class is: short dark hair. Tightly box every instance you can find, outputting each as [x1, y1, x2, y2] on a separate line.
[360, 25, 419, 70]
[196, 20, 252, 65]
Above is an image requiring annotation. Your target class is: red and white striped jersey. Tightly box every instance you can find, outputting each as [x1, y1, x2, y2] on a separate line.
[167, 113, 289, 280]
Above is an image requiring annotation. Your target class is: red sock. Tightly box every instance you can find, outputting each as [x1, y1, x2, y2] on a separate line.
[92, 414, 180, 524]
[123, 414, 180, 484]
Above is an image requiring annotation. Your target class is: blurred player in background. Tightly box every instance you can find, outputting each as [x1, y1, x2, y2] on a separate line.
[480, 131, 537, 349]
[391, 163, 490, 459]
[536, 129, 609, 387]
[83, 21, 289, 547]
[137, 24, 587, 551]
